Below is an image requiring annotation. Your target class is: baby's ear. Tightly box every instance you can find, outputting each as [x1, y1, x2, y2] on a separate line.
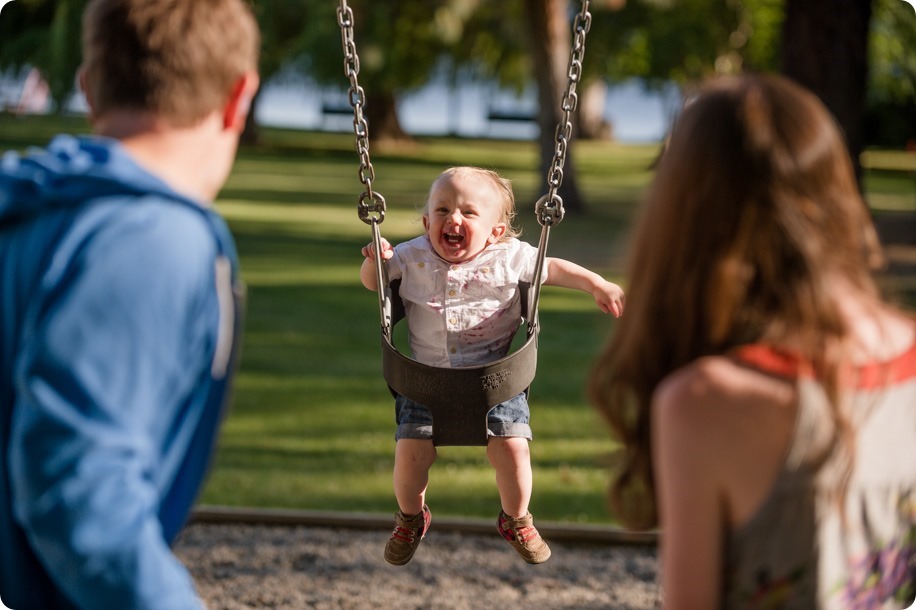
[422, 214, 430, 232]
[488, 223, 507, 244]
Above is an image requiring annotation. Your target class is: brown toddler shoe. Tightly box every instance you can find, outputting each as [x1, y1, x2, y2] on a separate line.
[497, 510, 551, 564]
[384, 504, 431, 566]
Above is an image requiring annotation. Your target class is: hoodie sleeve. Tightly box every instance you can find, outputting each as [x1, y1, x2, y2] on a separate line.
[9, 200, 221, 610]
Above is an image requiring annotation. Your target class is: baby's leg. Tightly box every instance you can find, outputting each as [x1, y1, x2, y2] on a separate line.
[488, 436, 550, 564]
[393, 438, 437, 515]
[487, 436, 532, 517]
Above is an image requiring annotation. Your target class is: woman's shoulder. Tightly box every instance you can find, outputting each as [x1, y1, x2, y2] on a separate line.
[653, 355, 797, 452]
[654, 354, 801, 528]
[656, 356, 781, 412]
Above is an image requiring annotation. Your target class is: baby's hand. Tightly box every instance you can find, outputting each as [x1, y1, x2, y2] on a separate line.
[362, 238, 393, 261]
[594, 281, 625, 318]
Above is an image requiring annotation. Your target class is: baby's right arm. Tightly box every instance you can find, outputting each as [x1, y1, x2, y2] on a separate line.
[360, 238, 393, 291]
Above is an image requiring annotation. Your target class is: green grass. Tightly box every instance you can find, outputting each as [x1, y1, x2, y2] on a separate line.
[861, 149, 916, 211]
[2, 114, 913, 524]
[207, 131, 638, 523]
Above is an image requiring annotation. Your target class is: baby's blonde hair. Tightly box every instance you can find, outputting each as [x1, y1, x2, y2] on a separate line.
[426, 166, 521, 240]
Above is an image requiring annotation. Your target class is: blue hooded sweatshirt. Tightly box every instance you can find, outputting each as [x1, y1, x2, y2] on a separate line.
[0, 135, 243, 609]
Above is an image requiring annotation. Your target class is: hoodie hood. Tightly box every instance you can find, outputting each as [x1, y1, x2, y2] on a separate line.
[0, 135, 195, 227]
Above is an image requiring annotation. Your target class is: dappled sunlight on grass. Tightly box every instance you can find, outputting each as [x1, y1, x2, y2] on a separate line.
[2, 116, 910, 525]
[202, 134, 640, 522]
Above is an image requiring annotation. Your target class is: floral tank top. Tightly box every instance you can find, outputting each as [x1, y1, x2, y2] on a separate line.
[722, 342, 916, 610]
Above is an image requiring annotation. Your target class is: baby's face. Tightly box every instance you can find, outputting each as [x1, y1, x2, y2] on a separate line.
[423, 173, 507, 264]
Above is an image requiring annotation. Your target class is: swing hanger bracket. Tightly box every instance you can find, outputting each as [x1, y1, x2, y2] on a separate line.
[357, 190, 386, 225]
[535, 193, 565, 227]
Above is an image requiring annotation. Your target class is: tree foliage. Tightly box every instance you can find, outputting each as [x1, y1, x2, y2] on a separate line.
[0, 0, 87, 112]
[586, 0, 783, 90]
[868, 0, 916, 105]
[865, 0, 915, 146]
[301, 1, 462, 140]
[1, 0, 911, 151]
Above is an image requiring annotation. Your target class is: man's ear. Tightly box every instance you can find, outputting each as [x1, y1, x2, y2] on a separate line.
[488, 223, 507, 244]
[223, 71, 259, 131]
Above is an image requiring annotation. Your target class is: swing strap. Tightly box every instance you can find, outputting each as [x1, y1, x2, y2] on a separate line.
[382, 280, 537, 446]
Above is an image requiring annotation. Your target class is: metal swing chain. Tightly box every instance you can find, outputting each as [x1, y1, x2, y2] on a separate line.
[338, 0, 590, 230]
[337, 0, 385, 227]
[337, 0, 391, 335]
[536, 0, 592, 228]
[337, 0, 592, 337]
[528, 0, 592, 336]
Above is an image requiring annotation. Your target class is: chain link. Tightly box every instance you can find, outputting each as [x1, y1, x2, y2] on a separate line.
[337, 1, 386, 225]
[536, 0, 591, 227]
[337, 0, 592, 340]
[338, 0, 591, 230]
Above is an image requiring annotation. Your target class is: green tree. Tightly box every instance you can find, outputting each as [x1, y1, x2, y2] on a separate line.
[592, 0, 910, 178]
[521, 0, 587, 213]
[869, 0, 916, 104]
[865, 0, 916, 146]
[307, 1, 598, 213]
[242, 0, 316, 143]
[587, 0, 782, 88]
[306, 1, 455, 142]
[0, 0, 87, 113]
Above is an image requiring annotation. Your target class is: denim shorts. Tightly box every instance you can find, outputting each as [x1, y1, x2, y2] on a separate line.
[394, 392, 532, 441]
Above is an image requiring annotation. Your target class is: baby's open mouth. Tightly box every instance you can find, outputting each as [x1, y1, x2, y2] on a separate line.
[444, 232, 464, 245]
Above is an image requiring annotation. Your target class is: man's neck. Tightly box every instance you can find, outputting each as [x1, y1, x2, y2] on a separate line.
[93, 111, 227, 202]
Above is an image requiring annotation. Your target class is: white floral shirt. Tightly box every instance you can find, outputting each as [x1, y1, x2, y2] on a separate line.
[386, 235, 546, 368]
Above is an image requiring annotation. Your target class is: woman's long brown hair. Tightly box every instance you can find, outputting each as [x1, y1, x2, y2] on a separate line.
[588, 74, 883, 530]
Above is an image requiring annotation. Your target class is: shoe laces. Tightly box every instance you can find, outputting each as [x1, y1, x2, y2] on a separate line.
[391, 509, 429, 544]
[390, 524, 418, 544]
[512, 525, 540, 543]
[499, 514, 540, 543]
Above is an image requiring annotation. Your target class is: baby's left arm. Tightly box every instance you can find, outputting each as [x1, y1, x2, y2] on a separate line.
[544, 257, 625, 317]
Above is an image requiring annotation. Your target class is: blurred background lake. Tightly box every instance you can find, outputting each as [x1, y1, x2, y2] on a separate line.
[1, 68, 676, 143]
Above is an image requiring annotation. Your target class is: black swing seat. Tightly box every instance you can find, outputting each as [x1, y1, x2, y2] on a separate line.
[381, 280, 538, 447]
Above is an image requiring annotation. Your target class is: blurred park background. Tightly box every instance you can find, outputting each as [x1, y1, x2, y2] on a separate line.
[0, 0, 914, 525]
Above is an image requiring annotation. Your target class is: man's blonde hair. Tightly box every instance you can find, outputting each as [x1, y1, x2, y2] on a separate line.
[81, 0, 260, 126]
[429, 166, 521, 240]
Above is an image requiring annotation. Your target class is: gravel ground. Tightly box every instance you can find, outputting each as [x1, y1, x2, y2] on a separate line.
[172, 223, 913, 610]
[174, 522, 660, 609]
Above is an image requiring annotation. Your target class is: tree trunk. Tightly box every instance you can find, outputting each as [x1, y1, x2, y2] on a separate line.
[48, 0, 83, 114]
[366, 91, 410, 143]
[780, 0, 873, 187]
[523, 0, 584, 214]
[577, 79, 613, 140]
